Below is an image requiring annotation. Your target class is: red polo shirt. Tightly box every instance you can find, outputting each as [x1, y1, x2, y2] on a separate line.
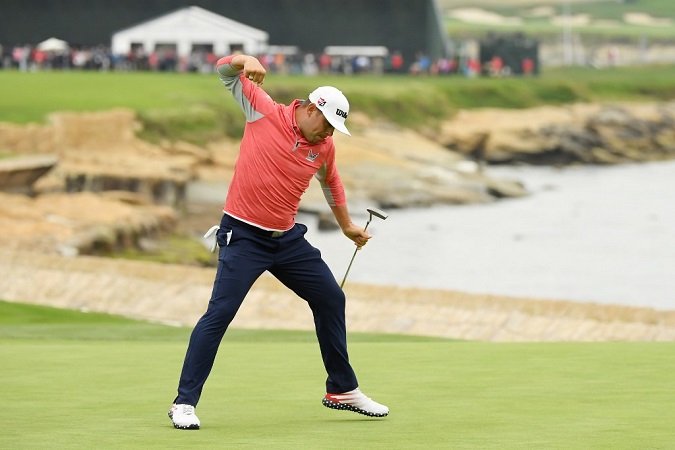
[216, 55, 347, 231]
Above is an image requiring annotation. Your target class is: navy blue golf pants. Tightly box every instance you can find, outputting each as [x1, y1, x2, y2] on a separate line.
[174, 213, 358, 407]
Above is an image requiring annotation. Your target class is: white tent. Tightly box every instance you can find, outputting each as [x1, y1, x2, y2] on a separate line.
[37, 37, 69, 52]
[324, 46, 389, 58]
[111, 6, 268, 58]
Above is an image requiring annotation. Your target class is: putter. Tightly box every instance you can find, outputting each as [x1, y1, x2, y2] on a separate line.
[340, 207, 388, 289]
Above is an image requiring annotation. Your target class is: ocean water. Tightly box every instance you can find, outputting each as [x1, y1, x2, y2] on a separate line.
[301, 161, 675, 311]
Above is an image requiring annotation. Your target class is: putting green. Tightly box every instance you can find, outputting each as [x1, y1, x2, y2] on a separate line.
[1, 301, 674, 449]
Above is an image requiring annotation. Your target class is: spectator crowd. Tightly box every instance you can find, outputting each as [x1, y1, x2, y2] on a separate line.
[1, 42, 491, 77]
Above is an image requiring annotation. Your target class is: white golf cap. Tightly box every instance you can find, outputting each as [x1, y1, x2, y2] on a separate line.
[308, 86, 351, 136]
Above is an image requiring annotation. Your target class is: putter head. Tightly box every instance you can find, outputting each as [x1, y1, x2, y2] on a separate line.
[367, 207, 388, 220]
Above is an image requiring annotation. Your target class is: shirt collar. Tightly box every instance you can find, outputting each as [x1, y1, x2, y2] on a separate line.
[287, 99, 303, 136]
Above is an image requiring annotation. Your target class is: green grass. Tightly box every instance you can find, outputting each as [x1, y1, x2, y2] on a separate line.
[0, 71, 237, 143]
[438, 0, 674, 17]
[109, 234, 217, 267]
[2, 67, 675, 145]
[2, 300, 675, 449]
[555, 0, 674, 22]
[447, 19, 675, 42]
[440, 0, 675, 41]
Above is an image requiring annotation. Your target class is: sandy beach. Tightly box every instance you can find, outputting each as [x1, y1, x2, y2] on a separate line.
[2, 248, 674, 342]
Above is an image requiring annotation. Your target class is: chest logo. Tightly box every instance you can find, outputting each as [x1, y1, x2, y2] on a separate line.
[306, 149, 319, 162]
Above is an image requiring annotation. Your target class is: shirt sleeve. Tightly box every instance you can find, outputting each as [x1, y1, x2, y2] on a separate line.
[315, 144, 347, 207]
[215, 55, 274, 122]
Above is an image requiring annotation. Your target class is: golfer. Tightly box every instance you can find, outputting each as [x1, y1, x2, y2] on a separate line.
[168, 53, 389, 430]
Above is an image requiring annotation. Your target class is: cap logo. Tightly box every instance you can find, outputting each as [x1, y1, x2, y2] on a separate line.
[308, 86, 351, 136]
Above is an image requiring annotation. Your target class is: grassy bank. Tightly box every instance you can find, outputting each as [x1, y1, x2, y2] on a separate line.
[2, 300, 675, 449]
[1, 65, 674, 144]
[440, 0, 675, 42]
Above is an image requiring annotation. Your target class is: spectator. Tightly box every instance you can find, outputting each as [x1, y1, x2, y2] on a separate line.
[491, 56, 504, 77]
[319, 52, 331, 73]
[390, 51, 403, 73]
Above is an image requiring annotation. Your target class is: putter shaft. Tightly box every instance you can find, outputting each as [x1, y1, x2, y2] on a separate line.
[340, 207, 388, 289]
[339, 219, 372, 289]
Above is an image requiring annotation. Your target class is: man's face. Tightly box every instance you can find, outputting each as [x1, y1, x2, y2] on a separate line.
[302, 105, 335, 144]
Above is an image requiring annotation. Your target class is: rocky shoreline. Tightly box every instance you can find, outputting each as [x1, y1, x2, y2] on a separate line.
[438, 101, 675, 165]
[2, 102, 675, 341]
[2, 101, 674, 255]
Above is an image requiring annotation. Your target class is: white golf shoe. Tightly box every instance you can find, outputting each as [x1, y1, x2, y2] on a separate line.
[322, 387, 389, 417]
[168, 403, 200, 430]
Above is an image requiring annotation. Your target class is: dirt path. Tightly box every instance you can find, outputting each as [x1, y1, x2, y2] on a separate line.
[2, 249, 674, 342]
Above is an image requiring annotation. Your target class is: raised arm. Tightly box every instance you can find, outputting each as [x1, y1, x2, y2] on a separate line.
[219, 54, 267, 85]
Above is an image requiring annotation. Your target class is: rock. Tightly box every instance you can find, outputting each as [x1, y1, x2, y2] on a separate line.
[4, 101, 674, 257]
[589, 147, 623, 164]
[0, 154, 58, 194]
[0, 109, 199, 207]
[482, 177, 527, 199]
[63, 173, 188, 208]
[440, 101, 675, 166]
[0, 191, 177, 256]
[317, 211, 340, 231]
